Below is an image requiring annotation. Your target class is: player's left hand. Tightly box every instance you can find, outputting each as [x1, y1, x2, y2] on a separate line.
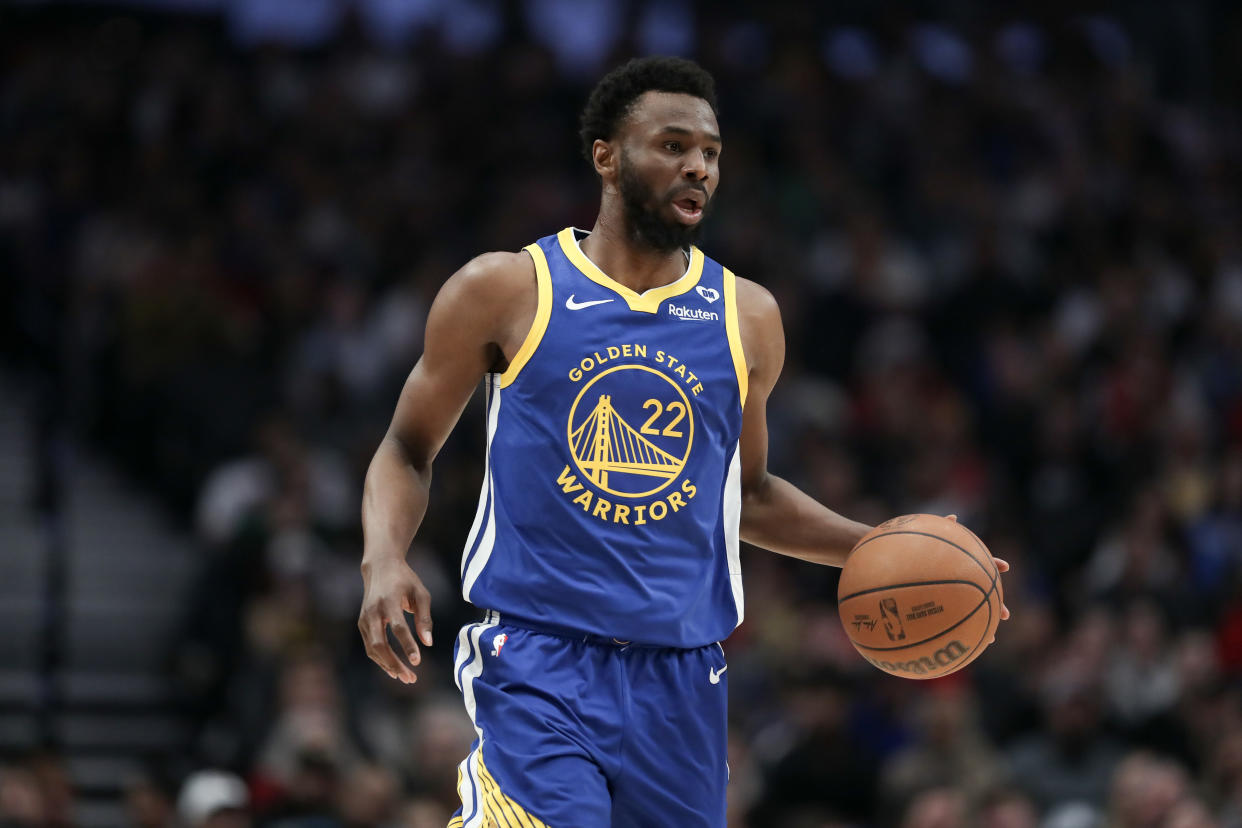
[946, 514, 1011, 635]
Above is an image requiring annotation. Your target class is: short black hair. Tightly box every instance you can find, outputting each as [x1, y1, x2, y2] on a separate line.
[579, 56, 718, 163]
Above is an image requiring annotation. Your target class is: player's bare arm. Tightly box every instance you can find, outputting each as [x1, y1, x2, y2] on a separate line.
[359, 251, 537, 683]
[733, 277, 872, 567]
[734, 277, 1011, 619]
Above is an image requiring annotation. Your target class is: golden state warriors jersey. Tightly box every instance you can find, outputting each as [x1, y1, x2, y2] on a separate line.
[459, 228, 748, 648]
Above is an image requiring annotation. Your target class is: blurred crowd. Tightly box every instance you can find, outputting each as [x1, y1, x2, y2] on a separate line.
[4, 1, 1242, 826]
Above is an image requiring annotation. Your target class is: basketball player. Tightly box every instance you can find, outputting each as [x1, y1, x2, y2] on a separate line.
[358, 57, 1008, 827]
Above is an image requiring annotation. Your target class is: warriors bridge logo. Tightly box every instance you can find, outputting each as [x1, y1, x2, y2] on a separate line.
[554, 347, 703, 525]
[568, 364, 693, 498]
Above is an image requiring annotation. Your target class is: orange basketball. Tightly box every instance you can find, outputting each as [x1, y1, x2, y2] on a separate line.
[838, 514, 1002, 679]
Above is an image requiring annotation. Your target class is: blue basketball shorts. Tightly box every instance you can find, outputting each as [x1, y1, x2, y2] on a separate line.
[447, 611, 729, 828]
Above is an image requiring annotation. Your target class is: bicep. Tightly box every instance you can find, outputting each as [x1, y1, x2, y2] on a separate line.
[736, 281, 785, 495]
[738, 377, 772, 490]
[387, 254, 531, 467]
[387, 356, 486, 472]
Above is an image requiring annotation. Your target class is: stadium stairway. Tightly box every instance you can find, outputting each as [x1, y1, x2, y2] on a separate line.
[0, 373, 199, 826]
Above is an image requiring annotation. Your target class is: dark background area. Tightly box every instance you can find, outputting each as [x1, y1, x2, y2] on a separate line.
[2, 1, 1242, 826]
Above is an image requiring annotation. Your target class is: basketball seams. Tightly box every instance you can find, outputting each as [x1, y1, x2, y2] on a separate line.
[837, 578, 984, 604]
[851, 529, 997, 590]
[841, 518, 1002, 678]
[956, 585, 996, 668]
[851, 529, 996, 585]
[839, 521, 1003, 675]
[844, 573, 998, 655]
[961, 525, 1003, 601]
[841, 581, 988, 653]
[952, 524, 997, 577]
[965, 527, 1004, 651]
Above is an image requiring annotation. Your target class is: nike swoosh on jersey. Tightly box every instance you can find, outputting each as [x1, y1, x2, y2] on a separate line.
[565, 295, 614, 310]
[709, 665, 728, 684]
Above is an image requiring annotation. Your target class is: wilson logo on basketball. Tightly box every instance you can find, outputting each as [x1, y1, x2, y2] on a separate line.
[863, 639, 969, 676]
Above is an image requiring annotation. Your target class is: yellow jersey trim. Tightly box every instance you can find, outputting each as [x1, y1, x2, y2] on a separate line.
[499, 243, 554, 388]
[556, 227, 704, 314]
[446, 818, 464, 828]
[723, 268, 749, 408]
[476, 752, 548, 828]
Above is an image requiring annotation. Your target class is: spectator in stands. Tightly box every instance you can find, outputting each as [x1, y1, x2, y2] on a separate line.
[878, 685, 1005, 824]
[1106, 600, 1181, 733]
[973, 787, 1038, 828]
[1106, 752, 1198, 828]
[1006, 670, 1124, 814]
[0, 763, 46, 827]
[123, 770, 176, 828]
[337, 764, 400, 828]
[253, 650, 363, 800]
[176, 770, 249, 828]
[898, 787, 967, 828]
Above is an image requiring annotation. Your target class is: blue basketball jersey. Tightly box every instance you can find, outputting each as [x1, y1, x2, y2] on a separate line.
[458, 227, 748, 648]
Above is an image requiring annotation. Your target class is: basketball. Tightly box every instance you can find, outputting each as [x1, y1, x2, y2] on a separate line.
[838, 514, 1002, 679]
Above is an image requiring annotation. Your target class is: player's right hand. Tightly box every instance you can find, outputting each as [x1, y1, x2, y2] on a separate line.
[358, 557, 433, 684]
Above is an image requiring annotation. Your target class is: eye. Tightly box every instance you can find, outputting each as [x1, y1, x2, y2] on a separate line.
[705, 148, 719, 160]
[664, 141, 682, 153]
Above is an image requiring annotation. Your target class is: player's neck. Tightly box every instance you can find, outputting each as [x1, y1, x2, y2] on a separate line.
[580, 215, 689, 294]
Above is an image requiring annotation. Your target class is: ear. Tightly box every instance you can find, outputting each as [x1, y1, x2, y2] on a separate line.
[592, 138, 617, 183]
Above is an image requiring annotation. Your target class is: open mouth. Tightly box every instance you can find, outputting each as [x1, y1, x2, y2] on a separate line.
[671, 191, 705, 223]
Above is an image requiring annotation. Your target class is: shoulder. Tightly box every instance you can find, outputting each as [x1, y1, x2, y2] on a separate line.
[731, 275, 784, 379]
[432, 250, 536, 320]
[425, 250, 538, 350]
[733, 276, 781, 330]
[446, 250, 535, 303]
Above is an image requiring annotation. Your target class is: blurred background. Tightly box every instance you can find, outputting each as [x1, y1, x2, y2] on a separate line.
[3, 0, 1242, 826]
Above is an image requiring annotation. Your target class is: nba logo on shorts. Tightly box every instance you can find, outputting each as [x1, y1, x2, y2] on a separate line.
[491, 633, 508, 657]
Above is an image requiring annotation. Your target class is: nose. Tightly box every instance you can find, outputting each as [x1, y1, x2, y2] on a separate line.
[682, 150, 708, 181]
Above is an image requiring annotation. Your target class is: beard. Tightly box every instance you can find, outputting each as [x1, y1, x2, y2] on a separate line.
[618, 153, 710, 253]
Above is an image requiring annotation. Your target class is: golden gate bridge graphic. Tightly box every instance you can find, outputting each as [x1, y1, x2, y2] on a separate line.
[569, 395, 683, 490]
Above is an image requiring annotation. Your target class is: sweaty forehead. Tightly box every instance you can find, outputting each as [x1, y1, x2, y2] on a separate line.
[623, 91, 719, 138]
